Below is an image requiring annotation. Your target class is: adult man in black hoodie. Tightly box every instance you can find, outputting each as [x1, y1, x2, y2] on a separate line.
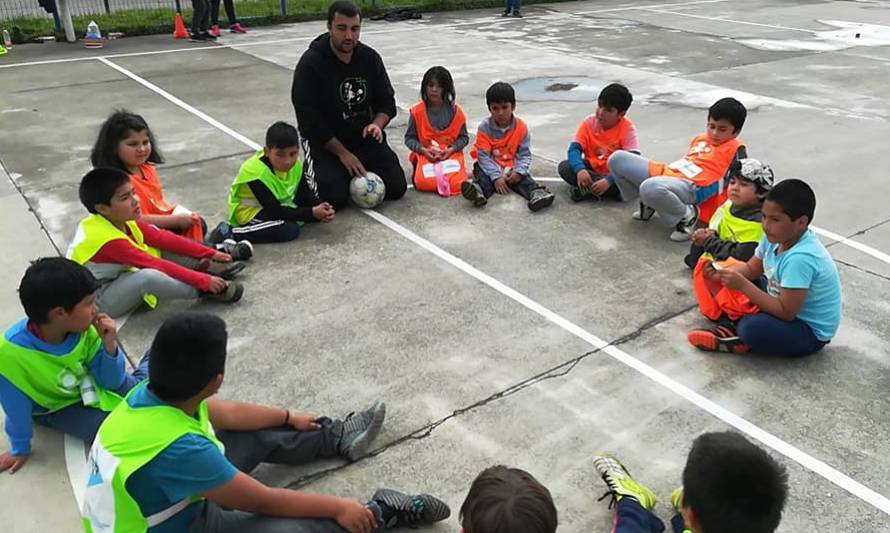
[291, 0, 407, 209]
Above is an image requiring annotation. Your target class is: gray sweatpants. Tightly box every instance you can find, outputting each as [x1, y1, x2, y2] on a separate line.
[95, 252, 204, 318]
[607, 150, 697, 227]
[188, 419, 384, 533]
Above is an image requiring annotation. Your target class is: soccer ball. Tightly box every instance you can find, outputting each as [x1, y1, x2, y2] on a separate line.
[349, 172, 386, 209]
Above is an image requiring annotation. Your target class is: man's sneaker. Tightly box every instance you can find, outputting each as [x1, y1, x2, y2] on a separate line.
[229, 22, 247, 33]
[210, 24, 221, 37]
[461, 180, 487, 207]
[593, 453, 658, 510]
[200, 259, 246, 280]
[372, 489, 451, 529]
[687, 324, 750, 354]
[204, 281, 244, 303]
[528, 187, 555, 212]
[512, 10, 522, 17]
[188, 32, 207, 42]
[206, 222, 233, 245]
[632, 202, 656, 221]
[202, 31, 217, 41]
[670, 205, 699, 242]
[501, 9, 511, 16]
[219, 238, 254, 261]
[338, 402, 386, 461]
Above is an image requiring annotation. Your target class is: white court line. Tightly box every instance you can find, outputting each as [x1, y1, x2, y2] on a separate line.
[641, 7, 813, 33]
[812, 226, 890, 265]
[93, 56, 890, 516]
[573, 0, 728, 16]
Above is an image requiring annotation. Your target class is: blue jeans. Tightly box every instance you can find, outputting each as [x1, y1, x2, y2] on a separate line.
[614, 498, 688, 533]
[505, 0, 521, 13]
[472, 163, 541, 200]
[33, 352, 150, 445]
[737, 313, 827, 357]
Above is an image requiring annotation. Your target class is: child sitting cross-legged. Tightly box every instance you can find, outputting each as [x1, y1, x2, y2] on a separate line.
[67, 167, 245, 318]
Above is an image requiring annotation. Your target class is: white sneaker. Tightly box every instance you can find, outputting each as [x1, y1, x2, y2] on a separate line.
[218, 238, 254, 260]
[670, 205, 699, 242]
[632, 202, 656, 221]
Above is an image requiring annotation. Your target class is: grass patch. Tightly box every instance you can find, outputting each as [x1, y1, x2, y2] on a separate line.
[1, 0, 553, 42]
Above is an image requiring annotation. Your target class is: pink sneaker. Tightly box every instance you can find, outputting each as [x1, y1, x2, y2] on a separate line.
[210, 24, 221, 37]
[229, 22, 247, 33]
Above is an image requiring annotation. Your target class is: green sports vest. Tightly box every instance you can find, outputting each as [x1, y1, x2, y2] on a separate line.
[67, 214, 161, 309]
[702, 200, 764, 260]
[0, 325, 122, 413]
[227, 151, 304, 226]
[82, 382, 224, 533]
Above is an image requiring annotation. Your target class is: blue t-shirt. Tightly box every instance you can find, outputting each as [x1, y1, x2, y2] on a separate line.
[755, 229, 842, 341]
[125, 386, 237, 532]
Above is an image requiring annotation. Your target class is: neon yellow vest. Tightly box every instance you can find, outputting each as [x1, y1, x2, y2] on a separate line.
[702, 200, 764, 260]
[82, 383, 224, 533]
[0, 324, 122, 413]
[68, 214, 161, 309]
[227, 151, 304, 226]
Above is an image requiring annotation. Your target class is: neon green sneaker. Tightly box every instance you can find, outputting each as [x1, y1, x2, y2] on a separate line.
[671, 487, 684, 513]
[593, 452, 658, 510]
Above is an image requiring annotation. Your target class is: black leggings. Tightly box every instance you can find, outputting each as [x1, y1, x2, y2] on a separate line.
[232, 212, 301, 244]
[210, 0, 237, 26]
[302, 135, 408, 210]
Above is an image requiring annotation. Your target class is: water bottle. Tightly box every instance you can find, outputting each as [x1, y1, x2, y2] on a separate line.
[80, 375, 99, 407]
[434, 162, 450, 196]
[2, 30, 11, 48]
[86, 20, 101, 39]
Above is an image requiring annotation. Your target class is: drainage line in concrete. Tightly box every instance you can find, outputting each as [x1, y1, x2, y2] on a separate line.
[284, 304, 696, 489]
[835, 258, 890, 283]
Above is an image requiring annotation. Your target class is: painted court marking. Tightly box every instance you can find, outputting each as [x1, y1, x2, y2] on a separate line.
[83, 56, 890, 517]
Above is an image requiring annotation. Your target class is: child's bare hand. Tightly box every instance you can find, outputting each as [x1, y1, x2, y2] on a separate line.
[421, 148, 437, 161]
[335, 499, 375, 533]
[691, 229, 715, 246]
[313, 203, 336, 222]
[717, 269, 748, 291]
[494, 177, 510, 195]
[506, 172, 522, 185]
[590, 179, 611, 197]
[0, 452, 29, 474]
[362, 123, 383, 143]
[171, 213, 195, 230]
[208, 276, 228, 294]
[439, 147, 454, 160]
[212, 251, 233, 263]
[93, 313, 118, 354]
[286, 411, 322, 431]
[576, 169, 594, 190]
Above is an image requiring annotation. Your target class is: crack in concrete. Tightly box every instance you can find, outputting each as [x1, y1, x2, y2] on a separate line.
[825, 216, 890, 249]
[836, 258, 890, 283]
[160, 150, 256, 170]
[0, 157, 62, 256]
[284, 302, 697, 489]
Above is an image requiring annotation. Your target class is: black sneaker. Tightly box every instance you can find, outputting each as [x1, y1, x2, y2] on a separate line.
[501, 10, 510, 16]
[218, 238, 254, 261]
[201, 32, 217, 41]
[338, 402, 386, 461]
[461, 181, 487, 207]
[527, 188, 555, 212]
[670, 205, 699, 242]
[570, 186, 591, 202]
[204, 281, 244, 303]
[632, 202, 656, 221]
[189, 33, 207, 42]
[512, 10, 522, 17]
[201, 260, 246, 280]
[206, 222, 233, 245]
[373, 489, 451, 529]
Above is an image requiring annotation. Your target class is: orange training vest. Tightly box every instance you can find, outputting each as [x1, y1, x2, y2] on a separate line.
[472, 118, 529, 171]
[648, 134, 743, 222]
[408, 102, 468, 195]
[130, 164, 204, 242]
[574, 115, 634, 176]
[692, 257, 759, 321]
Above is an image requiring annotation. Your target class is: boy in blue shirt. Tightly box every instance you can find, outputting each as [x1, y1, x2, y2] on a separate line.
[0, 257, 148, 475]
[688, 179, 841, 357]
[84, 312, 450, 532]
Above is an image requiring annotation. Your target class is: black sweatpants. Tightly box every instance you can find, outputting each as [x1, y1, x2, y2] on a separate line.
[191, 0, 210, 33]
[302, 135, 407, 210]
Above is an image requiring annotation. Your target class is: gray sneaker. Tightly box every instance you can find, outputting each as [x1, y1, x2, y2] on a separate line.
[670, 205, 700, 242]
[461, 180, 487, 207]
[338, 402, 386, 461]
[372, 488, 451, 529]
[203, 281, 244, 303]
[205, 260, 246, 280]
[219, 238, 254, 261]
[527, 188, 555, 212]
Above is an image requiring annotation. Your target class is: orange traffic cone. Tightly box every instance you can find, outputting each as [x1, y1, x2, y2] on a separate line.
[173, 12, 188, 39]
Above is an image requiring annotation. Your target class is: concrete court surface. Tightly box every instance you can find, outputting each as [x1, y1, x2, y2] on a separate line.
[2, 0, 890, 530]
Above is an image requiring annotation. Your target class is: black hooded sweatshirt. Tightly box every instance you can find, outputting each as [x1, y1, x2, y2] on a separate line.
[291, 33, 397, 151]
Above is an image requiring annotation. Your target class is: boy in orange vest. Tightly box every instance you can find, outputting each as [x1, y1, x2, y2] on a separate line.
[558, 83, 639, 202]
[607, 98, 748, 242]
[461, 82, 555, 212]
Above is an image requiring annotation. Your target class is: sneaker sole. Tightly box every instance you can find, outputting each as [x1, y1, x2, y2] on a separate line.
[687, 330, 749, 354]
[344, 402, 386, 461]
[218, 261, 247, 280]
[372, 489, 451, 525]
